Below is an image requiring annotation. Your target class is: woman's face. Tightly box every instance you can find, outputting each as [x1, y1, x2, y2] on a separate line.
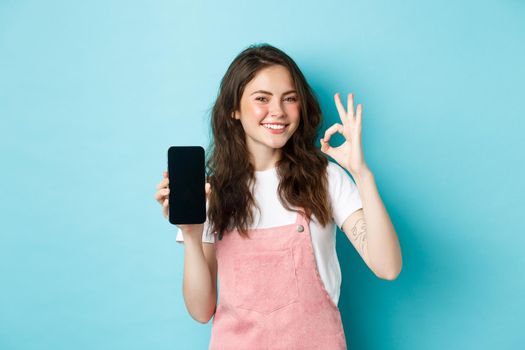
[233, 64, 301, 156]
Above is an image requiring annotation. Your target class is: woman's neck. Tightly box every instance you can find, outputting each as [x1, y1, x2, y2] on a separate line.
[248, 145, 282, 171]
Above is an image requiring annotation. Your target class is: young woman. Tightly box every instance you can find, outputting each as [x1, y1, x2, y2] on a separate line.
[155, 43, 402, 349]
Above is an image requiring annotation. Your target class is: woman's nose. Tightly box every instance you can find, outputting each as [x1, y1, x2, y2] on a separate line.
[269, 100, 284, 117]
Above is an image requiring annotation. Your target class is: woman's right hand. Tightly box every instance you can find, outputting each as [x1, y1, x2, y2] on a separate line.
[155, 170, 211, 238]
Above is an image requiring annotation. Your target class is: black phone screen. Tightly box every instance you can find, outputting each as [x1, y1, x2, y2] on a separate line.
[167, 146, 206, 225]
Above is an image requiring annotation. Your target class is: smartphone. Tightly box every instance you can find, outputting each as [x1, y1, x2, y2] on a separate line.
[167, 146, 206, 225]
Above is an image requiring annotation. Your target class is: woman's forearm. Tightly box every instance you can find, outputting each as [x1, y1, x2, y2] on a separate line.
[182, 231, 217, 323]
[353, 168, 403, 279]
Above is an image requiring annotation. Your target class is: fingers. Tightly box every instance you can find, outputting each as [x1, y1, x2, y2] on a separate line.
[335, 92, 360, 126]
[320, 123, 343, 158]
[155, 171, 171, 208]
[320, 138, 335, 158]
[163, 199, 168, 218]
[334, 93, 347, 125]
[159, 176, 169, 217]
[156, 172, 210, 221]
[347, 93, 355, 118]
[356, 103, 363, 127]
[322, 123, 343, 143]
[155, 187, 170, 204]
[156, 177, 169, 190]
[321, 123, 344, 157]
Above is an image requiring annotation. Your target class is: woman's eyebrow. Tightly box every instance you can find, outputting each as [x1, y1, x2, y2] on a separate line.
[250, 89, 297, 96]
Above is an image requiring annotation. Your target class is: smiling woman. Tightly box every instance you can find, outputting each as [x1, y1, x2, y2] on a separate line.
[154, 42, 402, 350]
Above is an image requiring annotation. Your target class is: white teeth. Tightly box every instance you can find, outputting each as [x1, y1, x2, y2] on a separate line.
[262, 124, 285, 130]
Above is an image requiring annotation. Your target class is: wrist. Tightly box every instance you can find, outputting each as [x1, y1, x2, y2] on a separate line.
[180, 226, 204, 242]
[352, 167, 374, 186]
[183, 233, 204, 251]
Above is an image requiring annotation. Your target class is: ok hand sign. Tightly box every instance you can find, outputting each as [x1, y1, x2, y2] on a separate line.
[320, 92, 369, 176]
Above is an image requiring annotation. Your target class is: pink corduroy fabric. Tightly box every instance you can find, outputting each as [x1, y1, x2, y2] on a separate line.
[209, 209, 347, 350]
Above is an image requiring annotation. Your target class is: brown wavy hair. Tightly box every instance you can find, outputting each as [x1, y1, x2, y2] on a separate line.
[206, 43, 332, 238]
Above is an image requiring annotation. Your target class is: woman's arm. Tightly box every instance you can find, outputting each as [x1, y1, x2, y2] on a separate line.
[181, 228, 218, 323]
[321, 93, 402, 280]
[342, 168, 402, 280]
[156, 172, 217, 322]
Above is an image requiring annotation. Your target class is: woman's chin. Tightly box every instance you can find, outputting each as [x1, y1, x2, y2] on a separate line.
[265, 138, 289, 149]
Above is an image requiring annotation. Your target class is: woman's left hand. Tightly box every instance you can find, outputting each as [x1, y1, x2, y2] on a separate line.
[320, 92, 370, 176]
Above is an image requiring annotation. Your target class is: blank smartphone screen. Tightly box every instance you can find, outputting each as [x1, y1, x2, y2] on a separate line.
[167, 146, 206, 225]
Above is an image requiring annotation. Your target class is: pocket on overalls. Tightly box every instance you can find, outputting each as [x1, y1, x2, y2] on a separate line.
[233, 248, 299, 315]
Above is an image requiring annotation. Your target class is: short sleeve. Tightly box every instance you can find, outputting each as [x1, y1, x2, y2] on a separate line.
[327, 161, 363, 229]
[175, 199, 216, 244]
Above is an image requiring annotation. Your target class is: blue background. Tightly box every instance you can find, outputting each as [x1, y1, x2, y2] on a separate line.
[1, 0, 524, 349]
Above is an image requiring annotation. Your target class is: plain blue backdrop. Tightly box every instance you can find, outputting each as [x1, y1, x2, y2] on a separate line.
[1, 0, 524, 349]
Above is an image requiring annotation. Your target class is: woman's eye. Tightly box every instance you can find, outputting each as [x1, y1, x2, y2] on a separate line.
[255, 96, 297, 102]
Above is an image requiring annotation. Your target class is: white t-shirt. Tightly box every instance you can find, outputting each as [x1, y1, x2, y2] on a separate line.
[175, 161, 363, 306]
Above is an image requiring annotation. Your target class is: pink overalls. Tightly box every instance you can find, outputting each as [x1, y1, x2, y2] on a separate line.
[209, 209, 347, 350]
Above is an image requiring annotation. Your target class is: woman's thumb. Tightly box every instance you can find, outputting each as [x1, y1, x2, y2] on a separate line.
[205, 182, 212, 197]
[320, 139, 333, 157]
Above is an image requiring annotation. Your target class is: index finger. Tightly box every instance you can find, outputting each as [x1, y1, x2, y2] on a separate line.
[156, 177, 169, 189]
[334, 93, 349, 126]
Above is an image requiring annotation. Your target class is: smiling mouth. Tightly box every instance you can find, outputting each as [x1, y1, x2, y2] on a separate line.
[261, 123, 288, 130]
